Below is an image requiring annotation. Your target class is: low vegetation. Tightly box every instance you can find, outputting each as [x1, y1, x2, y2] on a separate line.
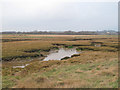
[2, 34, 118, 88]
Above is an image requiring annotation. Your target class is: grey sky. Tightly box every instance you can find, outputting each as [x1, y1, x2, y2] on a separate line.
[1, 0, 118, 32]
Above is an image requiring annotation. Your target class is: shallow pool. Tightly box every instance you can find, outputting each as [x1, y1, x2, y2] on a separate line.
[43, 48, 81, 61]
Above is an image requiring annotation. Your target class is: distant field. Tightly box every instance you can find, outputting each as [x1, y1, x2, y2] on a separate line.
[2, 34, 118, 88]
[2, 34, 118, 38]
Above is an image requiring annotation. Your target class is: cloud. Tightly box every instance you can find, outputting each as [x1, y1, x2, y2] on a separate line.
[1, 0, 118, 31]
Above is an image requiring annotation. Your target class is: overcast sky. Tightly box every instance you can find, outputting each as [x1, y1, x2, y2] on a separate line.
[1, 0, 118, 32]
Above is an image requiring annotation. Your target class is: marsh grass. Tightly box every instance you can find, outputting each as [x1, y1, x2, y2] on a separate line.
[12, 55, 118, 88]
[2, 35, 118, 88]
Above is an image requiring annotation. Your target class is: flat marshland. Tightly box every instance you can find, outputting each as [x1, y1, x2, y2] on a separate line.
[2, 34, 118, 88]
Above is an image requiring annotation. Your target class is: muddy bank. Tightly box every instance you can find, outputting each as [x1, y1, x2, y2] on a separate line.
[2, 46, 59, 61]
[71, 54, 80, 57]
[68, 38, 112, 41]
[53, 42, 118, 51]
[77, 47, 98, 51]
[68, 38, 92, 41]
[53, 42, 103, 47]
[2, 39, 39, 42]
[52, 43, 90, 47]
[61, 54, 80, 60]
[77, 47, 117, 52]
[2, 54, 43, 61]
[24, 47, 58, 53]
[61, 56, 70, 60]
[52, 43, 66, 46]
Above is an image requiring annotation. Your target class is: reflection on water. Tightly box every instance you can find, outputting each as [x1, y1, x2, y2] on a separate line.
[43, 48, 80, 61]
[13, 64, 29, 68]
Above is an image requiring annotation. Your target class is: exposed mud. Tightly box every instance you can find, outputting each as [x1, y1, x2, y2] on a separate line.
[52, 43, 66, 46]
[68, 38, 112, 41]
[2, 39, 39, 42]
[61, 56, 70, 60]
[24, 47, 58, 53]
[71, 54, 80, 57]
[2, 54, 43, 61]
[68, 38, 92, 41]
[52, 43, 90, 47]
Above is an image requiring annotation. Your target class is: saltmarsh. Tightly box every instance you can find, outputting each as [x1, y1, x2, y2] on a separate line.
[2, 35, 118, 61]
[2, 34, 118, 88]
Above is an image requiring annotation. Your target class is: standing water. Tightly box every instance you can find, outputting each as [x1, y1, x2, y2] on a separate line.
[43, 48, 80, 61]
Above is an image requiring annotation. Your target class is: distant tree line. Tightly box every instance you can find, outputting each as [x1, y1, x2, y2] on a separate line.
[1, 30, 118, 35]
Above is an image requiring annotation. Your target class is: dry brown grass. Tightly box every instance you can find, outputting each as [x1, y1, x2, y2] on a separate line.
[2, 34, 118, 88]
[2, 34, 118, 60]
[10, 50, 118, 88]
